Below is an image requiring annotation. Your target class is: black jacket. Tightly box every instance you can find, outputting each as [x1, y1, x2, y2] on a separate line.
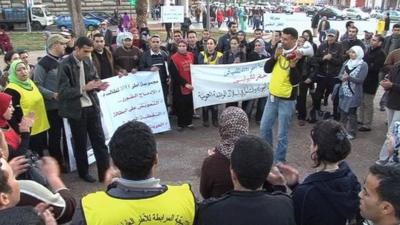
[57, 54, 101, 120]
[292, 161, 361, 225]
[363, 46, 386, 94]
[101, 29, 113, 47]
[341, 39, 366, 60]
[312, 41, 343, 78]
[219, 50, 246, 64]
[386, 64, 400, 110]
[196, 191, 296, 225]
[138, 49, 169, 83]
[217, 32, 233, 53]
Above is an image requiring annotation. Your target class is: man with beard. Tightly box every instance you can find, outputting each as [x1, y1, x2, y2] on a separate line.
[217, 22, 238, 53]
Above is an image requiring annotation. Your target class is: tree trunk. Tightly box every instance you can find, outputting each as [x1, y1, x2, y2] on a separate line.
[136, 0, 148, 27]
[66, 0, 86, 37]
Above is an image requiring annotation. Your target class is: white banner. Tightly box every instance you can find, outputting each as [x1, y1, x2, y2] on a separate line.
[191, 59, 270, 109]
[161, 6, 184, 23]
[64, 71, 170, 171]
[98, 71, 170, 135]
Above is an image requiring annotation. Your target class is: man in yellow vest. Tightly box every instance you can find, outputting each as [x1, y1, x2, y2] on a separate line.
[260, 27, 301, 163]
[71, 121, 196, 225]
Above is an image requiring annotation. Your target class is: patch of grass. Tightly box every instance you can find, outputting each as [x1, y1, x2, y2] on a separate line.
[10, 32, 45, 51]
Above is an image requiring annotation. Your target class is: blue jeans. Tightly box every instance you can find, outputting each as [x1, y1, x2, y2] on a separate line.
[260, 96, 296, 162]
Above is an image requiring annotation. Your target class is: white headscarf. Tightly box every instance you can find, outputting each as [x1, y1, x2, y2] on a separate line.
[345, 45, 364, 69]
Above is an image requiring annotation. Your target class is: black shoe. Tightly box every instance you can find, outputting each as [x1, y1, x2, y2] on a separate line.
[359, 127, 371, 132]
[80, 174, 96, 183]
[203, 121, 210, 127]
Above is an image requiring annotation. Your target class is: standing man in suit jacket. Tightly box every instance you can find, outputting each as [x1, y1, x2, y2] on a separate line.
[99, 20, 113, 48]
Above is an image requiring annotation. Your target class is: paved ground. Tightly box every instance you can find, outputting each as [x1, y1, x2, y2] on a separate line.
[4, 13, 390, 200]
[16, 48, 387, 200]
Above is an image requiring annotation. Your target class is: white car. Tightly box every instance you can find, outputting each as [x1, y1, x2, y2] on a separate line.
[343, 8, 370, 20]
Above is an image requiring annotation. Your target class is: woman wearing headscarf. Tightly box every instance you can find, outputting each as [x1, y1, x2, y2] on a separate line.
[4, 60, 49, 156]
[336, 45, 368, 140]
[199, 107, 249, 199]
[169, 40, 196, 131]
[242, 39, 270, 122]
[198, 38, 224, 127]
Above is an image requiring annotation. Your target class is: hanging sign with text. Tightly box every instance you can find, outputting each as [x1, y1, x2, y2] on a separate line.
[161, 6, 184, 23]
[191, 59, 270, 109]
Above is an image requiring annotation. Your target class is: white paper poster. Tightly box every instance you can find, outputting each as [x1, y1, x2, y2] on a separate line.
[161, 6, 184, 23]
[65, 71, 170, 171]
[191, 59, 270, 109]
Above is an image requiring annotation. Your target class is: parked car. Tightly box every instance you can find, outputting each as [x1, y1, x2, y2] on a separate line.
[318, 7, 345, 20]
[377, 10, 400, 21]
[370, 9, 382, 18]
[273, 5, 293, 14]
[343, 8, 370, 20]
[84, 11, 118, 25]
[305, 6, 318, 16]
[55, 15, 100, 30]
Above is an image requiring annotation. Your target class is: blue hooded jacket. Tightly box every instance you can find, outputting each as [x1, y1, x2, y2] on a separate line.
[292, 161, 361, 225]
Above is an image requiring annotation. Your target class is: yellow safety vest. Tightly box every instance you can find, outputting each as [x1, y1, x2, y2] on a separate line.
[200, 51, 223, 65]
[269, 55, 293, 98]
[6, 81, 49, 135]
[82, 184, 196, 225]
[376, 20, 385, 35]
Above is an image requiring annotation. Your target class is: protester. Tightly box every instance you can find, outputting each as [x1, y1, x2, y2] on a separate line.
[383, 23, 400, 55]
[378, 63, 400, 163]
[198, 38, 223, 127]
[216, 8, 224, 28]
[187, 30, 201, 58]
[57, 37, 110, 183]
[302, 30, 317, 53]
[242, 39, 269, 122]
[113, 32, 142, 76]
[341, 26, 366, 60]
[18, 50, 34, 77]
[197, 29, 210, 52]
[260, 27, 301, 163]
[335, 45, 368, 140]
[34, 34, 69, 167]
[296, 36, 315, 126]
[99, 20, 113, 48]
[4, 60, 49, 157]
[200, 107, 249, 198]
[0, 25, 12, 53]
[217, 22, 238, 53]
[61, 31, 75, 55]
[139, 35, 170, 108]
[310, 29, 343, 121]
[197, 135, 296, 225]
[359, 34, 386, 132]
[91, 33, 115, 79]
[0, 50, 20, 90]
[169, 40, 195, 131]
[379, 48, 400, 111]
[339, 21, 355, 42]
[131, 28, 147, 51]
[274, 120, 360, 225]
[384, 13, 391, 36]
[311, 12, 320, 37]
[181, 16, 192, 38]
[266, 31, 282, 56]
[237, 31, 248, 54]
[219, 37, 246, 107]
[167, 30, 182, 55]
[71, 121, 196, 225]
[359, 164, 400, 225]
[317, 16, 330, 43]
[247, 29, 270, 55]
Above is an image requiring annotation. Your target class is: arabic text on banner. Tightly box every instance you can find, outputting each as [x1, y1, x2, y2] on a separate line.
[98, 71, 171, 135]
[191, 59, 270, 109]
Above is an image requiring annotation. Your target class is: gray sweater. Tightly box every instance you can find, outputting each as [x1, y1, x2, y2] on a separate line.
[34, 54, 61, 111]
[337, 61, 368, 112]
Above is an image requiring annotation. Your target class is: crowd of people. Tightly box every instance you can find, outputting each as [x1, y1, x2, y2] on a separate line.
[0, 11, 399, 225]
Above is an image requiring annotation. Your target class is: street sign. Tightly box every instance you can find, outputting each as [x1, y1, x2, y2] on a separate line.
[161, 6, 184, 23]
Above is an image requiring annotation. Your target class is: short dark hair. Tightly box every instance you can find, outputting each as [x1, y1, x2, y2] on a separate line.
[228, 21, 237, 28]
[203, 29, 209, 33]
[108, 121, 157, 180]
[173, 30, 182, 34]
[393, 24, 400, 29]
[231, 135, 273, 190]
[74, 36, 94, 48]
[310, 120, 351, 167]
[369, 164, 400, 219]
[349, 26, 359, 33]
[375, 34, 384, 43]
[188, 30, 197, 36]
[18, 49, 28, 55]
[346, 21, 355, 28]
[229, 36, 240, 44]
[150, 35, 161, 40]
[254, 28, 263, 33]
[282, 27, 298, 39]
[0, 163, 11, 194]
[93, 33, 104, 39]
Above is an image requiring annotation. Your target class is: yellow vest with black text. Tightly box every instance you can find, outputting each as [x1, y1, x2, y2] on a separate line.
[200, 51, 223, 65]
[6, 81, 49, 135]
[82, 184, 196, 225]
[269, 55, 293, 98]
